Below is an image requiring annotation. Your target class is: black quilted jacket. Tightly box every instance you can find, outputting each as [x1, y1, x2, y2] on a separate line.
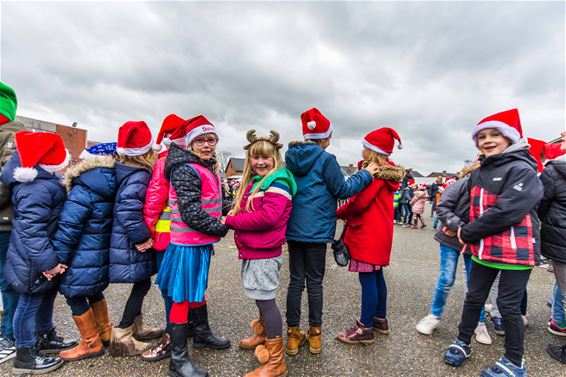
[539, 160, 566, 264]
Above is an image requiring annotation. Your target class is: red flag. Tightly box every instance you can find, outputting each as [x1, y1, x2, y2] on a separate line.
[544, 142, 565, 160]
[527, 138, 546, 172]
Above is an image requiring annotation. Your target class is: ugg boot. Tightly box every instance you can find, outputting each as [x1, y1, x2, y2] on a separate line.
[133, 314, 164, 341]
[108, 325, 152, 356]
[168, 323, 208, 377]
[92, 299, 113, 347]
[240, 318, 266, 350]
[191, 304, 231, 350]
[35, 328, 78, 355]
[285, 327, 306, 356]
[244, 337, 287, 377]
[307, 326, 322, 354]
[59, 309, 105, 361]
[12, 347, 64, 375]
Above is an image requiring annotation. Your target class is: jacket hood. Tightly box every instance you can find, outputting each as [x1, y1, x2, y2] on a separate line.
[164, 143, 217, 180]
[0, 152, 59, 187]
[115, 161, 149, 186]
[481, 139, 537, 171]
[547, 159, 566, 180]
[252, 167, 297, 197]
[285, 141, 325, 177]
[62, 156, 116, 197]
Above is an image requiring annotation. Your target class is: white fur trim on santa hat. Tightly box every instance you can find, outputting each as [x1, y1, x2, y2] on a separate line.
[185, 125, 218, 145]
[40, 150, 71, 173]
[117, 141, 153, 156]
[79, 149, 95, 160]
[361, 139, 391, 156]
[14, 167, 39, 183]
[304, 125, 334, 140]
[472, 120, 521, 146]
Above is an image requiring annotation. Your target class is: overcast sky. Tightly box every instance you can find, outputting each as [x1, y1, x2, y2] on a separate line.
[1, 1, 564, 174]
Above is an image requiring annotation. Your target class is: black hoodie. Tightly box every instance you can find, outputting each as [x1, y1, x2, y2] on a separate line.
[538, 159, 566, 264]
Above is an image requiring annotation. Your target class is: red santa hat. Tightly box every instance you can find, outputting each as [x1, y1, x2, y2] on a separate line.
[362, 127, 402, 156]
[444, 178, 457, 188]
[13, 131, 70, 182]
[301, 108, 333, 140]
[155, 114, 187, 148]
[184, 115, 218, 145]
[116, 121, 154, 156]
[408, 179, 416, 187]
[472, 109, 523, 147]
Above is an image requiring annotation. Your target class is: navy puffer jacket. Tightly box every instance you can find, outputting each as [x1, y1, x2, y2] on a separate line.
[0, 152, 66, 294]
[538, 160, 566, 264]
[52, 156, 116, 297]
[109, 162, 153, 283]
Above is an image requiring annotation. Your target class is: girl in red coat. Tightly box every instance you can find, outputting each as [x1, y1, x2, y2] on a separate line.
[336, 128, 405, 345]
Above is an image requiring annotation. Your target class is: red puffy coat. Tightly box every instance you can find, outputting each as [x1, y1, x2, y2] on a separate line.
[336, 163, 404, 266]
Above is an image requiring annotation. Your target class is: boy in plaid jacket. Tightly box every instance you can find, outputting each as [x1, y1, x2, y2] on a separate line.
[443, 109, 543, 377]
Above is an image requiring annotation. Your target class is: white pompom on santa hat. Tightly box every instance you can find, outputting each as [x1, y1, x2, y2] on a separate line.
[154, 114, 187, 150]
[116, 121, 154, 156]
[184, 115, 218, 145]
[13, 131, 70, 182]
[471, 108, 523, 147]
[362, 127, 402, 156]
[301, 107, 333, 140]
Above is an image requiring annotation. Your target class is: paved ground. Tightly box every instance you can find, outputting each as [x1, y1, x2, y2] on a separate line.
[1, 219, 564, 376]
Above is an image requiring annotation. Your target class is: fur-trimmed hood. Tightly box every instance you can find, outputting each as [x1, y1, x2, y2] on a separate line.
[62, 156, 116, 198]
[374, 164, 405, 182]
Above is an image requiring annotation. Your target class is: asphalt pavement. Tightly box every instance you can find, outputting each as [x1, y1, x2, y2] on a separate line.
[1, 219, 564, 376]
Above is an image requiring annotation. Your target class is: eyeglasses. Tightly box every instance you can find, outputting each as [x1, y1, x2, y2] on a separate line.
[193, 137, 218, 146]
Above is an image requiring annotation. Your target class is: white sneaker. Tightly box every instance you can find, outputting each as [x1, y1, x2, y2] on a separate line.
[522, 314, 529, 327]
[416, 314, 440, 335]
[484, 303, 493, 315]
[0, 337, 16, 365]
[474, 322, 492, 345]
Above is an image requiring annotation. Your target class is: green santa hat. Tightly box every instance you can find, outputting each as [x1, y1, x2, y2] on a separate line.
[0, 82, 17, 125]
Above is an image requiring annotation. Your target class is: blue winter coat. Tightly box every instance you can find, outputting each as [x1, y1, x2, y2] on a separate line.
[109, 162, 153, 283]
[285, 141, 373, 243]
[52, 156, 116, 298]
[0, 152, 66, 294]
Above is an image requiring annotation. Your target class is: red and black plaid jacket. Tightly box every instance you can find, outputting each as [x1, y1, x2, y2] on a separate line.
[461, 145, 543, 266]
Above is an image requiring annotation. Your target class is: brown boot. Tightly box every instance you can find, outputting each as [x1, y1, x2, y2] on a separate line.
[91, 299, 112, 347]
[132, 314, 164, 341]
[307, 326, 322, 354]
[285, 327, 306, 356]
[59, 309, 105, 361]
[240, 318, 266, 350]
[244, 337, 287, 377]
[373, 317, 390, 335]
[108, 325, 152, 356]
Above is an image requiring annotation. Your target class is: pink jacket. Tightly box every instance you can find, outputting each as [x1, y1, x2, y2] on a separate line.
[225, 169, 295, 260]
[410, 190, 428, 215]
[143, 150, 171, 251]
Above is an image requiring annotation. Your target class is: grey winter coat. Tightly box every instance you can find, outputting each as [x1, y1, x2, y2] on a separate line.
[433, 177, 469, 251]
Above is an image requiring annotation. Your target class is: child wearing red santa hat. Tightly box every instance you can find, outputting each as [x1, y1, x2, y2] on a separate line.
[108, 121, 163, 357]
[443, 109, 543, 377]
[0, 131, 77, 375]
[335, 127, 405, 345]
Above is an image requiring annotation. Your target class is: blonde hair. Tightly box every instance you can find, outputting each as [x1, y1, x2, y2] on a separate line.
[118, 150, 156, 172]
[361, 150, 389, 170]
[232, 140, 284, 215]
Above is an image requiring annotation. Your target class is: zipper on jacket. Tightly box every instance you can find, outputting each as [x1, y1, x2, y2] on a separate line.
[478, 188, 485, 259]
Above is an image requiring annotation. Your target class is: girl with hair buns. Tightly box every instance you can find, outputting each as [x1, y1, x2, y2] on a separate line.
[224, 130, 296, 377]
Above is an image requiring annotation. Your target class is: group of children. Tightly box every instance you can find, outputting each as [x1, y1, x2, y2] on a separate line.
[0, 79, 564, 377]
[394, 181, 429, 229]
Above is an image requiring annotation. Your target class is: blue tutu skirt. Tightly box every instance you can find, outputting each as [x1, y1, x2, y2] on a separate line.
[155, 243, 213, 303]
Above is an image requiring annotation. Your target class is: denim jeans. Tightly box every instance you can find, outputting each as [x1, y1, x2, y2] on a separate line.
[156, 250, 173, 332]
[551, 260, 566, 326]
[0, 231, 19, 340]
[402, 203, 413, 224]
[430, 244, 485, 322]
[13, 289, 57, 347]
[285, 241, 326, 327]
[552, 281, 565, 324]
[65, 292, 105, 316]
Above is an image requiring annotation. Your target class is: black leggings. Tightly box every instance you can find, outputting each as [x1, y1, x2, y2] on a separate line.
[256, 299, 282, 338]
[118, 278, 152, 328]
[66, 292, 105, 316]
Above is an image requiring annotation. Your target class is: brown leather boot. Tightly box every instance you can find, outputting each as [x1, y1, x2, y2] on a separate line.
[285, 327, 306, 356]
[307, 326, 322, 354]
[240, 318, 267, 350]
[244, 337, 287, 377]
[59, 309, 105, 361]
[373, 317, 390, 335]
[108, 325, 152, 356]
[91, 299, 112, 347]
[132, 314, 164, 341]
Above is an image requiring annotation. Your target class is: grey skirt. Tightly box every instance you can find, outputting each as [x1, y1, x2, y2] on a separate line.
[241, 256, 283, 300]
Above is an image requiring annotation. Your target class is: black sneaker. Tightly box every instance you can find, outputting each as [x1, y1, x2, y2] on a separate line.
[36, 328, 78, 354]
[0, 337, 16, 365]
[12, 347, 64, 375]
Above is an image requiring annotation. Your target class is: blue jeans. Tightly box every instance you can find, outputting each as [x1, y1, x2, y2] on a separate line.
[402, 203, 413, 224]
[430, 244, 485, 322]
[13, 289, 57, 347]
[552, 280, 565, 324]
[156, 251, 172, 332]
[359, 269, 387, 328]
[0, 231, 19, 340]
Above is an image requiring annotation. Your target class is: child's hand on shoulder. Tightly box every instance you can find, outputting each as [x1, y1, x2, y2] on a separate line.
[363, 162, 379, 176]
